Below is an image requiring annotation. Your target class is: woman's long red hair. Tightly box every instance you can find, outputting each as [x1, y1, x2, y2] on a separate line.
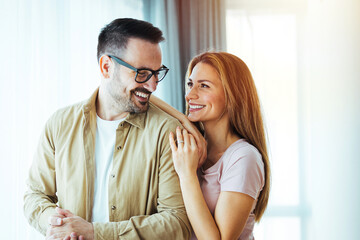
[185, 52, 270, 221]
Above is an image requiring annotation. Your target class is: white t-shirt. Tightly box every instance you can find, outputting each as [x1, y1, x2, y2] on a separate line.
[92, 115, 123, 222]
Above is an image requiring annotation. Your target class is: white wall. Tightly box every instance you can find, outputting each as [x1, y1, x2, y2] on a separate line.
[226, 0, 360, 239]
[300, 0, 360, 239]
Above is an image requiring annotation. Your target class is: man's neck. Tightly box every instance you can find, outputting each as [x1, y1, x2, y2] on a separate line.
[96, 87, 129, 121]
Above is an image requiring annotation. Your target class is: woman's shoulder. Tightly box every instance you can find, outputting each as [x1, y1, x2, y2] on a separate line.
[222, 139, 263, 169]
[219, 139, 265, 200]
[225, 139, 261, 159]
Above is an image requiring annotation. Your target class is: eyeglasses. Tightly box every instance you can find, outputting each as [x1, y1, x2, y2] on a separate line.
[108, 55, 169, 83]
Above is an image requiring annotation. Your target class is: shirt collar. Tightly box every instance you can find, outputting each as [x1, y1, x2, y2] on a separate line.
[82, 87, 146, 129]
[125, 111, 146, 129]
[82, 88, 98, 114]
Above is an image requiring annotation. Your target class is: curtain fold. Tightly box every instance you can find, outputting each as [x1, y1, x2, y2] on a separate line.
[144, 0, 226, 112]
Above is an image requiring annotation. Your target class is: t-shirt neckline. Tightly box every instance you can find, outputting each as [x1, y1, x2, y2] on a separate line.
[200, 139, 244, 174]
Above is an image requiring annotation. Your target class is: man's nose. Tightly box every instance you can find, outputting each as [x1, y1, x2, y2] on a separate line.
[142, 75, 158, 93]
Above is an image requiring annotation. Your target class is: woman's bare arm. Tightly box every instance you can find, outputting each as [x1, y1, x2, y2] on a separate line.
[169, 128, 255, 240]
[150, 95, 207, 166]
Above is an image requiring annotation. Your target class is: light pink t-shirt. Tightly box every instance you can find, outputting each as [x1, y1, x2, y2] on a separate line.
[192, 139, 265, 240]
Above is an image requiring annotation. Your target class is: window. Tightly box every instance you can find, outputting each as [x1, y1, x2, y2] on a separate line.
[226, 4, 307, 240]
[0, 1, 143, 239]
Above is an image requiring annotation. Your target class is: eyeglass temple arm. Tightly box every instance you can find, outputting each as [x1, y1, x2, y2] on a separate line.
[108, 55, 138, 71]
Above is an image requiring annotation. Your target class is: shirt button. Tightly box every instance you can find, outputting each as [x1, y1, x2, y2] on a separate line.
[111, 205, 116, 210]
[117, 146, 122, 150]
[111, 174, 115, 178]
[120, 123, 123, 127]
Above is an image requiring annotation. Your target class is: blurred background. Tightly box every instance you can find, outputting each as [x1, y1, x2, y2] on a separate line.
[0, 0, 359, 239]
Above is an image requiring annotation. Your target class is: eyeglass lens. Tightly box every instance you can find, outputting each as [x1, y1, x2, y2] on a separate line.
[136, 69, 167, 83]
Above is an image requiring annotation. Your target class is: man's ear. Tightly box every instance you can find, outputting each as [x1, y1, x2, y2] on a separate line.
[99, 55, 112, 78]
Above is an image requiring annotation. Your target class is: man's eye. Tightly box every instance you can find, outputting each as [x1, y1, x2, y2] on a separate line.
[138, 72, 147, 77]
[187, 82, 193, 87]
[201, 83, 209, 88]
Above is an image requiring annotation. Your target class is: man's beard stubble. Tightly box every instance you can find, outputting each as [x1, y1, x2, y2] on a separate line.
[127, 87, 151, 113]
[110, 69, 151, 114]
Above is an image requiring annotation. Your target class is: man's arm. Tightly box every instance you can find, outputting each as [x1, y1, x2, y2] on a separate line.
[24, 118, 58, 235]
[150, 95, 207, 167]
[49, 119, 192, 240]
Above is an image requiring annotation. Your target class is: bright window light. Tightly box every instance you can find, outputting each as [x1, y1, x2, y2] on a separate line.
[227, 9, 302, 240]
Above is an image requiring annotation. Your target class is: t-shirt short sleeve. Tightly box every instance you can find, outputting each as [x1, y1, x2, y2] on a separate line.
[219, 142, 265, 200]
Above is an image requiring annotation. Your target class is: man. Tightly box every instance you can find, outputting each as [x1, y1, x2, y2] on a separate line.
[24, 18, 191, 239]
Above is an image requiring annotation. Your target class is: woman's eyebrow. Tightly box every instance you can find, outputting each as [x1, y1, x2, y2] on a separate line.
[187, 79, 212, 84]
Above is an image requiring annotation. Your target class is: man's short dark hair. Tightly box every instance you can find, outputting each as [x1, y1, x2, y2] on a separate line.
[97, 18, 164, 61]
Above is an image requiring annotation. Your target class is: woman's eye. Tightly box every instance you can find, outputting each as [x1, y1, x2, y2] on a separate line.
[201, 83, 209, 88]
[187, 82, 193, 88]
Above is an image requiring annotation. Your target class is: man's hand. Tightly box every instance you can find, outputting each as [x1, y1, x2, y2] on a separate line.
[48, 211, 66, 227]
[46, 207, 93, 240]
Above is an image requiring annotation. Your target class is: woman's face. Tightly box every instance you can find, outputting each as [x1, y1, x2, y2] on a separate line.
[185, 62, 226, 124]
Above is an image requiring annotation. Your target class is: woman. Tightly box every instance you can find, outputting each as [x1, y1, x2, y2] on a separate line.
[154, 52, 270, 240]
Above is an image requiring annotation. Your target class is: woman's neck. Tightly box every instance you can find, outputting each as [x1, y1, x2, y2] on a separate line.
[202, 118, 240, 169]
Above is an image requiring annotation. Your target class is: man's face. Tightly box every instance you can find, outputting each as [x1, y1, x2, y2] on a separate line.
[105, 38, 162, 114]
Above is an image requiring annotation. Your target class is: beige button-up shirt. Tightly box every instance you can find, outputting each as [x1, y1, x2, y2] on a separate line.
[24, 89, 191, 239]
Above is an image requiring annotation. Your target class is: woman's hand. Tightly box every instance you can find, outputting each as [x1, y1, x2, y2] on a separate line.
[179, 120, 207, 168]
[150, 95, 207, 167]
[169, 127, 200, 180]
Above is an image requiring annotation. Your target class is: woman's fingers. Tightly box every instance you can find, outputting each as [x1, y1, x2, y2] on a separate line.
[190, 135, 200, 162]
[169, 131, 177, 152]
[170, 126, 197, 155]
[176, 127, 184, 148]
[189, 134, 197, 149]
[182, 128, 190, 147]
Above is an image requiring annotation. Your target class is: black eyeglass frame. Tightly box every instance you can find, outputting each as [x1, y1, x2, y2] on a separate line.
[108, 55, 169, 83]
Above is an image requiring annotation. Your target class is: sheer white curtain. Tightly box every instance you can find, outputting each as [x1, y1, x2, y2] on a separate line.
[226, 0, 360, 239]
[0, 1, 143, 239]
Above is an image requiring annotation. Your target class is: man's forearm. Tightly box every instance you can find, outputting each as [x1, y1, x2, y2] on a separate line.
[23, 190, 57, 235]
[92, 211, 191, 240]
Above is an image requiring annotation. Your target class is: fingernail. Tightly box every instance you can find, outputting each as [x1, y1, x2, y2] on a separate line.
[57, 218, 62, 225]
[71, 233, 76, 237]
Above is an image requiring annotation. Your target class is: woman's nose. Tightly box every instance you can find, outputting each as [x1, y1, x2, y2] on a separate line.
[185, 87, 198, 101]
